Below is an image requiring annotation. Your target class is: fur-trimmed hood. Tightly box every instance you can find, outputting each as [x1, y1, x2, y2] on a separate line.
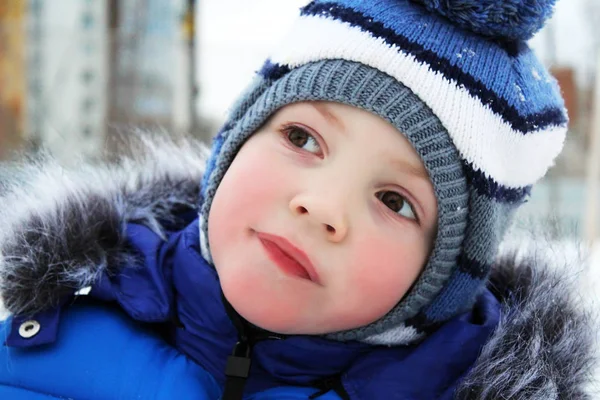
[0, 134, 597, 399]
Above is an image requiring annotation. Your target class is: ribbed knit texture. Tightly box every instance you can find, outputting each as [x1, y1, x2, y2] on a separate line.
[199, 0, 567, 344]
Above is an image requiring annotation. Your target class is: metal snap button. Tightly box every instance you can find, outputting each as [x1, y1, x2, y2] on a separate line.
[18, 320, 41, 339]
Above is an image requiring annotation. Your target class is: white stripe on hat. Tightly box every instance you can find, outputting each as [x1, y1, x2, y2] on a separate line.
[268, 15, 567, 188]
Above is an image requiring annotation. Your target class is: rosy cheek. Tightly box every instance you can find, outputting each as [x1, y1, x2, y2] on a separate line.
[210, 144, 288, 243]
[220, 157, 278, 211]
[346, 234, 425, 322]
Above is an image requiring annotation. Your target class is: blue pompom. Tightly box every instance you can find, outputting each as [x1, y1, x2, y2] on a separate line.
[411, 0, 558, 41]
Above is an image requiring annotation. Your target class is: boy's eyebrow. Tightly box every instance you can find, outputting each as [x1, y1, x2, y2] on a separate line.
[311, 103, 346, 132]
[389, 158, 430, 181]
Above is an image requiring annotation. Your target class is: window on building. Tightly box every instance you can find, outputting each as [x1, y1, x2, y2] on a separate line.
[29, 80, 42, 96]
[82, 126, 94, 137]
[82, 98, 95, 112]
[82, 70, 95, 84]
[82, 13, 94, 29]
[30, 0, 43, 16]
[83, 42, 95, 55]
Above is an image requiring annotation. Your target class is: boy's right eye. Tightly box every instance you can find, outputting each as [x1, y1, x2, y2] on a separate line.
[281, 125, 322, 155]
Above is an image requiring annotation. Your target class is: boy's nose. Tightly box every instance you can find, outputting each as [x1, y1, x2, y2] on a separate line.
[289, 195, 349, 242]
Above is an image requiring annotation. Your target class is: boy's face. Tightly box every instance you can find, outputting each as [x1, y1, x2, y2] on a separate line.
[208, 101, 438, 335]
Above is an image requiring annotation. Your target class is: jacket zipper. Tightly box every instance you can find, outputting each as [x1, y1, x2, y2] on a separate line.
[221, 292, 283, 400]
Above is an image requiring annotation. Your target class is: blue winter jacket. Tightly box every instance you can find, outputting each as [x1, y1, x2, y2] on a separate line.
[0, 137, 594, 399]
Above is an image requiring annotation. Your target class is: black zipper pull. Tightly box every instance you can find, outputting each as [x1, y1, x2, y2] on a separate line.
[220, 292, 287, 399]
[309, 375, 350, 400]
[226, 340, 252, 379]
[222, 339, 252, 400]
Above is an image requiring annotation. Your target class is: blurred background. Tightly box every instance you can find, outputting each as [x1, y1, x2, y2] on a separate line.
[0, 0, 599, 245]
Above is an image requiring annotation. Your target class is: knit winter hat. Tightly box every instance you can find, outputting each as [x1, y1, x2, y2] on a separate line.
[199, 0, 567, 344]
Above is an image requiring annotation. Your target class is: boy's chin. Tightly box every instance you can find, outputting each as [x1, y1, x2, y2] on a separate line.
[229, 300, 332, 336]
[219, 276, 377, 336]
[234, 303, 368, 337]
[249, 320, 333, 336]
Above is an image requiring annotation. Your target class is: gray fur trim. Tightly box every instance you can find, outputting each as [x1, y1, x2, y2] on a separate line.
[455, 238, 597, 399]
[0, 132, 207, 315]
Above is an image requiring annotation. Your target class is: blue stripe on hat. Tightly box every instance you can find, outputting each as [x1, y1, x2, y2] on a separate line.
[456, 252, 490, 280]
[259, 60, 291, 81]
[405, 312, 443, 334]
[497, 39, 531, 57]
[300, 1, 567, 133]
[201, 129, 227, 199]
[423, 271, 485, 322]
[463, 162, 532, 204]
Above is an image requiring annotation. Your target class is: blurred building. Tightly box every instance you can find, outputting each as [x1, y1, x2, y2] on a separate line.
[0, 1, 26, 159]
[5, 0, 192, 163]
[108, 0, 190, 138]
[24, 0, 108, 162]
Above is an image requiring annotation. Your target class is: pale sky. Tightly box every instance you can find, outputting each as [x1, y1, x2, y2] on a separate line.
[198, 0, 310, 120]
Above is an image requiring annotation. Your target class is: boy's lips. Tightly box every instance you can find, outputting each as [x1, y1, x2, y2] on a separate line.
[256, 232, 321, 284]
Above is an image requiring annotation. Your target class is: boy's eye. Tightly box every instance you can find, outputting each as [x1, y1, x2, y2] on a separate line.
[377, 191, 417, 221]
[282, 125, 321, 154]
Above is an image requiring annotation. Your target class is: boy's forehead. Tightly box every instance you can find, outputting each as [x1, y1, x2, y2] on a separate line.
[273, 101, 375, 132]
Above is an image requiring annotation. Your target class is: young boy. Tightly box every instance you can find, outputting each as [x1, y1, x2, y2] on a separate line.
[0, 0, 595, 399]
